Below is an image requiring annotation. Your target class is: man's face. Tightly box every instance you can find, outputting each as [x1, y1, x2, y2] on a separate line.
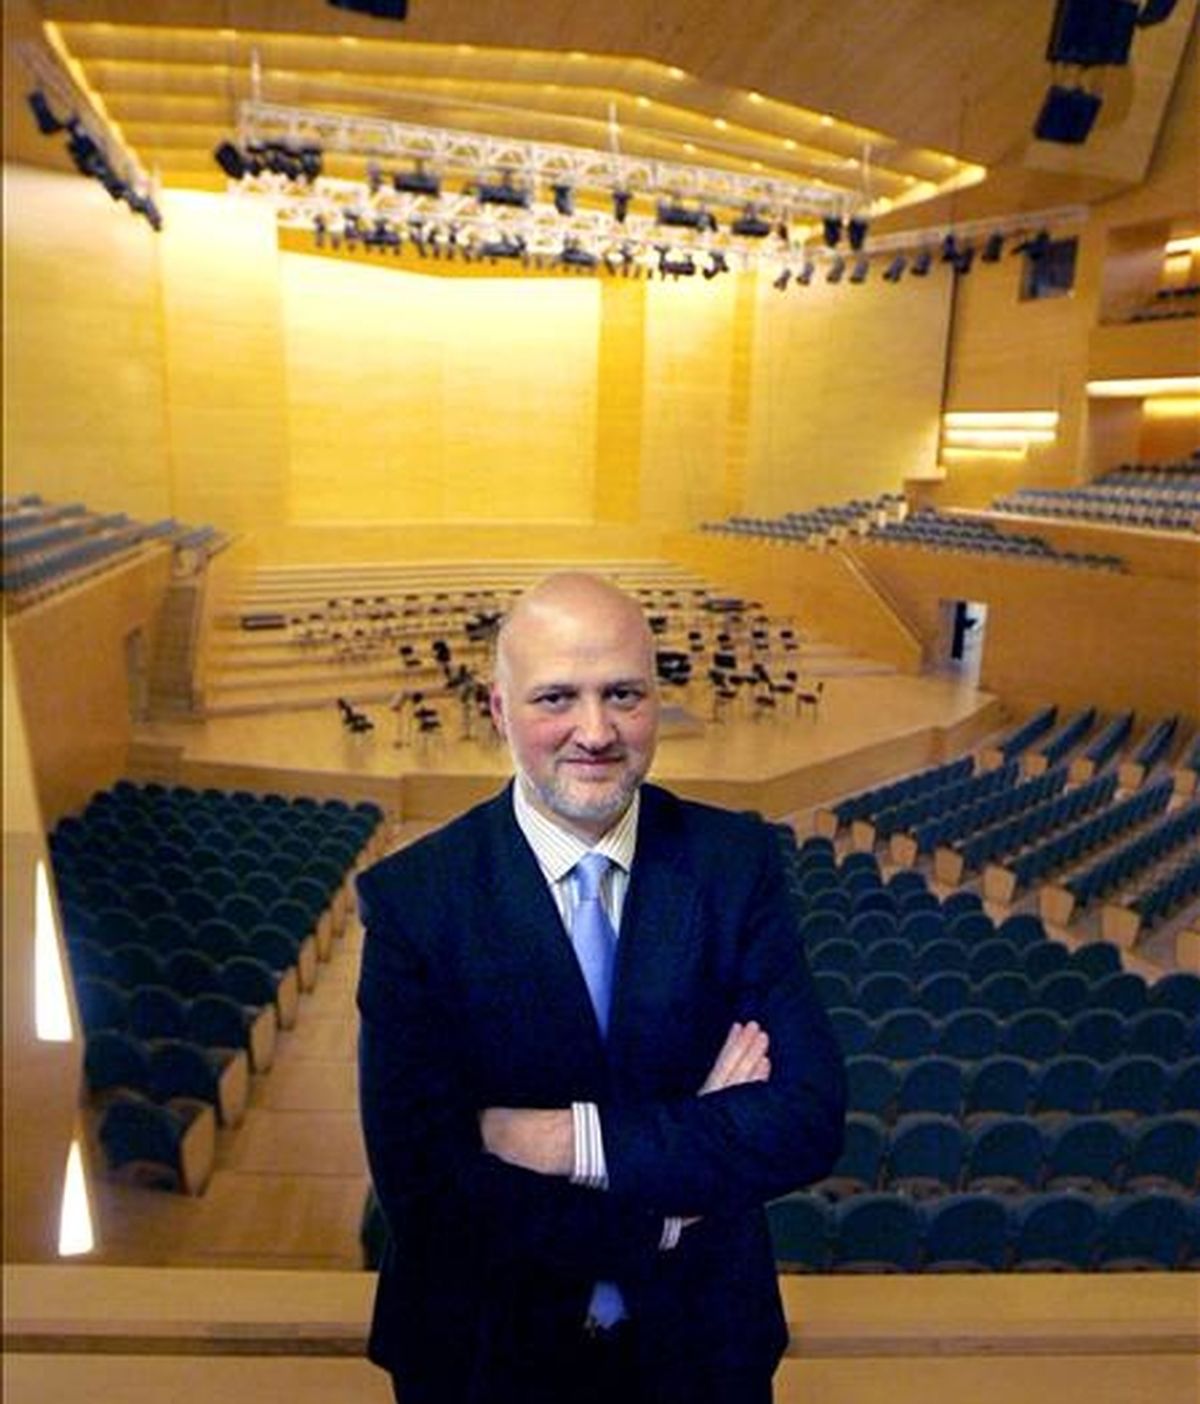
[490, 589, 660, 842]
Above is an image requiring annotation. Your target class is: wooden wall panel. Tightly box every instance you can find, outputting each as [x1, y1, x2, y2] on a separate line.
[639, 275, 740, 528]
[745, 266, 951, 515]
[5, 553, 173, 825]
[157, 191, 291, 532]
[3, 165, 171, 520]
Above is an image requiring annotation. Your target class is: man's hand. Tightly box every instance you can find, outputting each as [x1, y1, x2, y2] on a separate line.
[699, 1020, 771, 1095]
[479, 1107, 574, 1175]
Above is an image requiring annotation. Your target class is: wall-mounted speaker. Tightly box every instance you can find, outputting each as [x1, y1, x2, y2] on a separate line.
[1034, 84, 1104, 143]
[1046, 0, 1138, 65]
[327, 0, 409, 19]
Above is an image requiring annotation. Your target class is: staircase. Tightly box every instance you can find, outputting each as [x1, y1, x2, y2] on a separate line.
[148, 578, 203, 715]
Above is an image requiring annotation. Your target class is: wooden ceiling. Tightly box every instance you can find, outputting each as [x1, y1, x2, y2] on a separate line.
[4, 0, 1197, 230]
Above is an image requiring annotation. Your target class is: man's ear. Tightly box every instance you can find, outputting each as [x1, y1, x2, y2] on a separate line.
[488, 684, 507, 739]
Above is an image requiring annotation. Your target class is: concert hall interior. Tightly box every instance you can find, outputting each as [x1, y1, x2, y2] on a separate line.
[3, 2, 1199, 1401]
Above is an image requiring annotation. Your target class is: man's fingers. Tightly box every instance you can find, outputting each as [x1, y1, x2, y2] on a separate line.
[700, 1020, 770, 1093]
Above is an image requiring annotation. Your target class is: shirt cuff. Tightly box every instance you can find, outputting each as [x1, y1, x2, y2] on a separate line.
[569, 1101, 608, 1190]
[659, 1217, 684, 1251]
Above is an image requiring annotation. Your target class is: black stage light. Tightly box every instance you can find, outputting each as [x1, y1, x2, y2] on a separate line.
[560, 240, 598, 269]
[612, 189, 632, 223]
[849, 256, 869, 283]
[327, 0, 409, 18]
[731, 206, 772, 238]
[822, 215, 843, 247]
[27, 90, 68, 135]
[298, 146, 323, 182]
[476, 176, 530, 207]
[1046, 0, 1138, 66]
[796, 260, 815, 286]
[314, 214, 327, 247]
[772, 267, 792, 291]
[703, 251, 730, 279]
[847, 216, 869, 251]
[393, 165, 439, 195]
[941, 233, 959, 263]
[65, 122, 106, 178]
[479, 235, 527, 259]
[982, 232, 1005, 262]
[955, 245, 975, 274]
[656, 201, 710, 230]
[910, 250, 932, 276]
[1034, 84, 1103, 144]
[883, 254, 907, 282]
[1136, 0, 1177, 23]
[1014, 229, 1052, 261]
[551, 182, 575, 216]
[826, 255, 846, 283]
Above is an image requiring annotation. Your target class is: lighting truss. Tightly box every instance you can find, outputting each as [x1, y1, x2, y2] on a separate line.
[238, 99, 843, 218]
[16, 39, 154, 204]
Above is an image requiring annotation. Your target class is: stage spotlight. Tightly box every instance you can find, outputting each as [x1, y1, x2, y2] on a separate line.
[298, 146, 323, 182]
[475, 174, 530, 207]
[612, 189, 632, 222]
[883, 253, 907, 282]
[847, 216, 869, 251]
[822, 215, 843, 247]
[941, 233, 959, 263]
[560, 239, 598, 270]
[27, 90, 68, 135]
[731, 205, 772, 237]
[826, 255, 846, 283]
[910, 250, 932, 276]
[313, 214, 327, 248]
[796, 260, 815, 286]
[955, 245, 976, 274]
[703, 250, 730, 279]
[551, 182, 575, 217]
[849, 256, 870, 283]
[393, 164, 440, 195]
[982, 231, 1005, 262]
[1014, 229, 1052, 261]
[772, 267, 792, 291]
[65, 122, 106, 178]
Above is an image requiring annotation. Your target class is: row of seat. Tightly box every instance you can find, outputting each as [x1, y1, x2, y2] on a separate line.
[955, 769, 1119, 875]
[829, 1004, 1196, 1063]
[809, 929, 1131, 983]
[870, 761, 1019, 842]
[1067, 798, 1200, 908]
[52, 780, 386, 1192]
[865, 511, 1124, 570]
[828, 755, 974, 830]
[843, 1053, 1199, 1126]
[768, 1187, 1199, 1273]
[817, 1109, 1200, 1201]
[912, 765, 1066, 856]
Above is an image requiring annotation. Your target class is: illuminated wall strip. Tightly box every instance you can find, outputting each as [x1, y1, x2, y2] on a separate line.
[944, 411, 1059, 430]
[34, 859, 73, 1043]
[58, 1137, 95, 1257]
[1165, 235, 1200, 255]
[941, 446, 1026, 463]
[944, 429, 1057, 448]
[1087, 376, 1200, 398]
[1143, 397, 1200, 419]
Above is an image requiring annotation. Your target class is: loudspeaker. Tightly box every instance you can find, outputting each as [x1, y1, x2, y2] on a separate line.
[1034, 84, 1104, 143]
[1046, 0, 1138, 65]
[327, 0, 409, 18]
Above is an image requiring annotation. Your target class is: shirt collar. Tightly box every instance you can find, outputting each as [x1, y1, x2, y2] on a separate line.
[511, 776, 640, 884]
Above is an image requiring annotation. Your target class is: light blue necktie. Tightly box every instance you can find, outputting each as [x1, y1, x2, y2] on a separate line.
[571, 852, 626, 1329]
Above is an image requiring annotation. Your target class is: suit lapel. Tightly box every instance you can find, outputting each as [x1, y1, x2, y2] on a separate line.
[481, 788, 610, 1061]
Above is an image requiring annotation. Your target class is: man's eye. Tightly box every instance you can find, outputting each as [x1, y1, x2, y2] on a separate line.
[536, 692, 570, 709]
[609, 688, 644, 707]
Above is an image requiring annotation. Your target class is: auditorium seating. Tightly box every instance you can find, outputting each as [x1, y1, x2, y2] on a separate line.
[992, 457, 1200, 535]
[865, 508, 1124, 569]
[699, 492, 905, 545]
[0, 493, 227, 608]
[775, 820, 1200, 1272]
[52, 779, 385, 1192]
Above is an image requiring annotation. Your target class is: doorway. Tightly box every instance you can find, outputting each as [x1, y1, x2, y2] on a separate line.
[939, 599, 987, 683]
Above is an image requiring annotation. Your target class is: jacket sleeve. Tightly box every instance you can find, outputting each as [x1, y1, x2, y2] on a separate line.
[599, 823, 847, 1218]
[356, 863, 666, 1282]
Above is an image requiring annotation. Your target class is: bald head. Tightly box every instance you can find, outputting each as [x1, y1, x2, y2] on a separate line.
[489, 572, 659, 841]
[495, 572, 655, 686]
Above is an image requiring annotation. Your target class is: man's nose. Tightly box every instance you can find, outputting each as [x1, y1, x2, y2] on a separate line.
[575, 695, 616, 748]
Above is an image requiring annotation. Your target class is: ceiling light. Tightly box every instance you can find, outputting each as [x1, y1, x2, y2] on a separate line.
[982, 232, 1005, 262]
[773, 268, 792, 291]
[847, 216, 869, 251]
[551, 181, 575, 216]
[883, 254, 907, 282]
[822, 215, 842, 248]
[826, 255, 846, 284]
[849, 256, 870, 284]
[1086, 376, 1200, 398]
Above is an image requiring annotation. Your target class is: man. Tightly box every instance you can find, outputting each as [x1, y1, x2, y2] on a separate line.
[357, 572, 845, 1404]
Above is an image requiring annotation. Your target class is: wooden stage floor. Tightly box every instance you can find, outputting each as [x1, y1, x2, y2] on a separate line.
[133, 669, 1006, 824]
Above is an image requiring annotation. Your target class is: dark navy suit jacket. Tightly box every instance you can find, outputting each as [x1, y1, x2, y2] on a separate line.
[356, 782, 845, 1403]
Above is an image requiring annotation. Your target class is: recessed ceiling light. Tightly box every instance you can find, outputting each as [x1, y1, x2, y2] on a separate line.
[783, 138, 797, 150]
[748, 91, 764, 104]
[714, 117, 728, 130]
[667, 66, 686, 79]
[820, 115, 833, 127]
[636, 96, 651, 108]
[683, 141, 696, 153]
